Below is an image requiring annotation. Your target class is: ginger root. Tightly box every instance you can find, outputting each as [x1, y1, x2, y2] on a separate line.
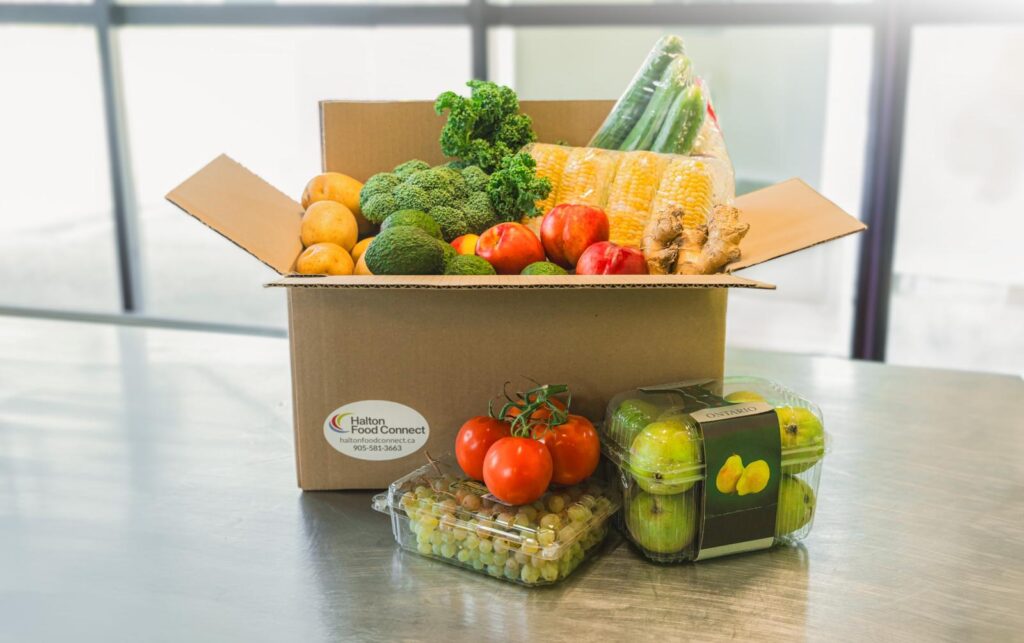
[642, 210, 683, 275]
[642, 204, 749, 275]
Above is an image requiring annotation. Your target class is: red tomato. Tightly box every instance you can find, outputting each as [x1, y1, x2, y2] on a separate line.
[455, 416, 511, 481]
[475, 223, 545, 275]
[540, 204, 609, 269]
[482, 437, 553, 505]
[532, 415, 601, 486]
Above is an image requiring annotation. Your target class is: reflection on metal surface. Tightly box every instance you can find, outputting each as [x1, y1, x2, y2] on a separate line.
[2, 317, 1023, 640]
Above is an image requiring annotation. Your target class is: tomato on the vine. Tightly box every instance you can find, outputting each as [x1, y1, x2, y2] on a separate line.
[455, 416, 511, 481]
[504, 396, 567, 423]
[482, 437, 553, 505]
[532, 414, 601, 486]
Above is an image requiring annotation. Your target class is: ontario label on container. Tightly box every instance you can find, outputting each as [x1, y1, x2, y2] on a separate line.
[690, 395, 781, 561]
[323, 400, 429, 461]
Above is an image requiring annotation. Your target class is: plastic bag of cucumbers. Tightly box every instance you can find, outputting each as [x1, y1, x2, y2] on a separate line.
[602, 377, 828, 563]
[588, 35, 734, 167]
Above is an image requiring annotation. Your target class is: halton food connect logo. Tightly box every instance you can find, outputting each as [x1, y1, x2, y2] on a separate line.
[327, 412, 427, 436]
[328, 412, 352, 433]
[323, 401, 430, 462]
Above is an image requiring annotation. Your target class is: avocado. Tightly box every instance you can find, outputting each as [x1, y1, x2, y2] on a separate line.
[444, 255, 497, 276]
[440, 242, 458, 271]
[521, 261, 569, 276]
[364, 227, 445, 275]
[380, 209, 442, 240]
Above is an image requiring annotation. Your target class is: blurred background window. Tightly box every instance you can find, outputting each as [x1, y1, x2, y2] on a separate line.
[887, 25, 1024, 374]
[0, 0, 1020, 375]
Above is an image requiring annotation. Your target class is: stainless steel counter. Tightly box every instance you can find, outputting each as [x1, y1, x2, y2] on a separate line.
[2, 317, 1021, 642]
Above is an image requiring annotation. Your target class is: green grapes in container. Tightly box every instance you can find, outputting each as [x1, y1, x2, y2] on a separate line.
[373, 458, 620, 586]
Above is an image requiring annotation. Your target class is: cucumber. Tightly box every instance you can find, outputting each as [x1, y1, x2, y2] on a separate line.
[589, 35, 685, 150]
[651, 82, 707, 155]
[620, 57, 691, 151]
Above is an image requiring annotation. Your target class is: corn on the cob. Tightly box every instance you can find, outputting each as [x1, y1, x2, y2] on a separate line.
[528, 143, 571, 217]
[605, 151, 670, 247]
[555, 147, 619, 208]
[650, 157, 716, 230]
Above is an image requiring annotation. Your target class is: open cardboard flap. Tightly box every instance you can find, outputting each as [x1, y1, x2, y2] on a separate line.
[166, 154, 303, 275]
[727, 178, 867, 272]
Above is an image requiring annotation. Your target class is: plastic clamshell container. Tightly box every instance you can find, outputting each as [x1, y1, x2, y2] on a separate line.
[373, 459, 620, 586]
[601, 376, 829, 563]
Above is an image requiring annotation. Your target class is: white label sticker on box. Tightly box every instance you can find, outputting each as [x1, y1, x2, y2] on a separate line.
[323, 401, 429, 461]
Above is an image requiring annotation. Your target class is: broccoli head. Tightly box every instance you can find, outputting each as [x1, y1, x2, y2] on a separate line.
[393, 159, 431, 179]
[359, 172, 401, 210]
[461, 165, 489, 193]
[429, 166, 469, 199]
[393, 184, 431, 211]
[429, 205, 471, 242]
[434, 80, 537, 173]
[362, 193, 400, 225]
[463, 192, 498, 234]
[403, 167, 467, 201]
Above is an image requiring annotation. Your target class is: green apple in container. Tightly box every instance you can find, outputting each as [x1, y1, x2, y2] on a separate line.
[777, 407, 825, 474]
[626, 490, 698, 554]
[608, 398, 661, 447]
[776, 475, 816, 536]
[628, 414, 702, 495]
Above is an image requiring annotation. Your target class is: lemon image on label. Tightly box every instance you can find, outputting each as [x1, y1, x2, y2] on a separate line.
[736, 459, 770, 496]
[715, 454, 744, 494]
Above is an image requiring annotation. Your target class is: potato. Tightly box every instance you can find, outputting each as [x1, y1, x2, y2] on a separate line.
[354, 252, 373, 275]
[295, 243, 354, 276]
[350, 236, 374, 263]
[301, 201, 357, 251]
[301, 172, 372, 236]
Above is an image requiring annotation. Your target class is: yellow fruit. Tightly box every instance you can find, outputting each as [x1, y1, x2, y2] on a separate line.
[736, 460, 770, 496]
[351, 236, 374, 263]
[295, 242, 353, 275]
[301, 172, 372, 237]
[301, 201, 357, 251]
[723, 390, 766, 404]
[715, 454, 744, 494]
[354, 252, 373, 275]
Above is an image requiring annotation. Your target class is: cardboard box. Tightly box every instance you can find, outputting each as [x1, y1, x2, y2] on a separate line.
[167, 100, 864, 490]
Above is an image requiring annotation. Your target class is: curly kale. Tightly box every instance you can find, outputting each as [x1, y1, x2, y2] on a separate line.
[486, 152, 551, 223]
[435, 81, 537, 174]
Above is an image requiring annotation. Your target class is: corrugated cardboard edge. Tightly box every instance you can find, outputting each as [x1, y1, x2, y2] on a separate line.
[265, 273, 775, 290]
[286, 292, 304, 487]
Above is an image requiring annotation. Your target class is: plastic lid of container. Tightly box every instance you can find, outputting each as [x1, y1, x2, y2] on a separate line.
[376, 459, 620, 561]
[601, 376, 829, 487]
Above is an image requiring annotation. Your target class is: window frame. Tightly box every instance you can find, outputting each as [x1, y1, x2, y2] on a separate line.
[1, 0, 1020, 353]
